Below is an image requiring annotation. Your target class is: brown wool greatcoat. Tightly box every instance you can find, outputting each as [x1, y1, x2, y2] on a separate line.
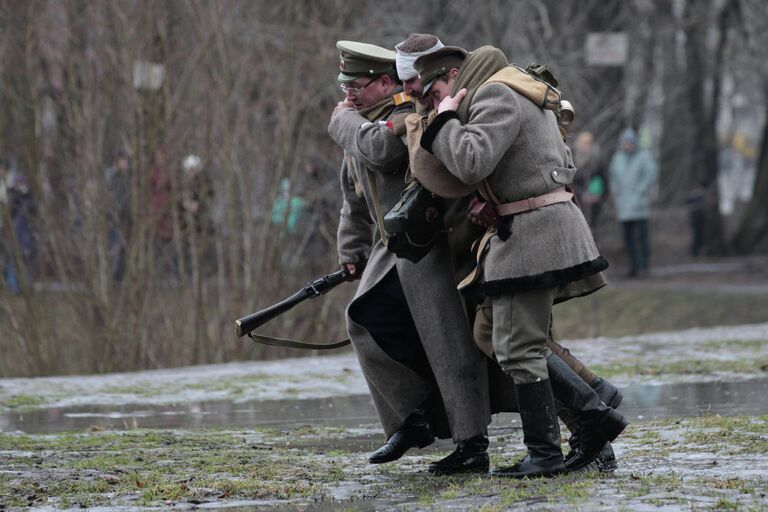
[423, 83, 607, 297]
[329, 97, 491, 442]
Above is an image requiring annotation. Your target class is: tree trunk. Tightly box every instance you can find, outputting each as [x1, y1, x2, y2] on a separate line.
[683, 0, 727, 254]
[732, 93, 768, 253]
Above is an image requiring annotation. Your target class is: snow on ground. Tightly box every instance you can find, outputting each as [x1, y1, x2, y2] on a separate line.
[1, 323, 767, 411]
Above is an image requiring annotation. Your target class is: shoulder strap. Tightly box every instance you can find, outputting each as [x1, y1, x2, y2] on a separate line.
[392, 91, 412, 106]
[366, 166, 390, 246]
[248, 332, 350, 350]
[478, 178, 502, 205]
[344, 152, 389, 244]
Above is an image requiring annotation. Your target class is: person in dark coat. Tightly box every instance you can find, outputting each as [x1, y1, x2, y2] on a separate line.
[330, 41, 492, 474]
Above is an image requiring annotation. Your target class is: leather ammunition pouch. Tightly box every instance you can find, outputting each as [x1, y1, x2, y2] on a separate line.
[383, 180, 444, 263]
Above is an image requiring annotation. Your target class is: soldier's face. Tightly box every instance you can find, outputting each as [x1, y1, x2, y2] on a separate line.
[427, 75, 455, 109]
[343, 75, 388, 110]
[403, 76, 433, 109]
[402, 76, 423, 98]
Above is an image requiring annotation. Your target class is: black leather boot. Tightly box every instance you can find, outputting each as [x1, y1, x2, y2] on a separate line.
[428, 434, 490, 475]
[547, 355, 628, 472]
[368, 410, 434, 464]
[559, 378, 623, 472]
[591, 377, 624, 409]
[492, 379, 565, 478]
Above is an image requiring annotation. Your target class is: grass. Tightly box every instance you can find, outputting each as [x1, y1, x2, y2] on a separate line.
[590, 358, 768, 379]
[2, 418, 768, 509]
[553, 288, 768, 338]
[1, 394, 47, 409]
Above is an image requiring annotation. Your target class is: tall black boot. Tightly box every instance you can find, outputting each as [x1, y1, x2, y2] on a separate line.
[428, 434, 490, 475]
[368, 409, 434, 464]
[547, 354, 628, 472]
[492, 379, 565, 478]
[559, 376, 622, 472]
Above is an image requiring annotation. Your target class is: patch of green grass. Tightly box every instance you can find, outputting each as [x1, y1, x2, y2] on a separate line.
[590, 359, 767, 379]
[700, 339, 768, 351]
[713, 498, 742, 510]
[3, 420, 768, 510]
[101, 385, 162, 397]
[1, 394, 47, 409]
[553, 288, 768, 338]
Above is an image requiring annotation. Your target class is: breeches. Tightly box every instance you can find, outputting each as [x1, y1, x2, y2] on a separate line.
[490, 286, 558, 385]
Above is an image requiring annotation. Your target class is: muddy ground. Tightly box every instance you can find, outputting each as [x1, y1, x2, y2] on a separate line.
[2, 322, 768, 510]
[2, 260, 768, 510]
[1, 413, 767, 510]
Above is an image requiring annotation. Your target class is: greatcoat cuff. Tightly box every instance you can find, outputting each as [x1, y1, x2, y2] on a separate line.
[420, 110, 459, 153]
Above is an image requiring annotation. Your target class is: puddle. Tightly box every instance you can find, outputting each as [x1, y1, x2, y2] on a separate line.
[2, 378, 768, 434]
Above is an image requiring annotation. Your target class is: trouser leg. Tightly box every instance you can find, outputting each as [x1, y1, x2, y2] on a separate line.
[350, 269, 436, 464]
[490, 288, 557, 384]
[621, 221, 640, 275]
[349, 268, 432, 380]
[637, 218, 650, 270]
[490, 287, 565, 478]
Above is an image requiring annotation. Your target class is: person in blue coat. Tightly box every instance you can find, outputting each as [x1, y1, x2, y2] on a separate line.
[608, 128, 657, 278]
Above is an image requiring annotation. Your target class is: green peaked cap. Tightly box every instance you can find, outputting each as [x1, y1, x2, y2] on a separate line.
[413, 46, 468, 95]
[336, 40, 396, 82]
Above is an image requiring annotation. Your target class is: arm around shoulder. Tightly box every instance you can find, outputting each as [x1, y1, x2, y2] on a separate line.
[421, 83, 521, 185]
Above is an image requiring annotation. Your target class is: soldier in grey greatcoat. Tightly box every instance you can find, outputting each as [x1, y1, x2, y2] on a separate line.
[328, 41, 491, 474]
[415, 46, 628, 478]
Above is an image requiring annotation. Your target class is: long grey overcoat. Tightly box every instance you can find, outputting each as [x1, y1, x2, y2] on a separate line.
[329, 97, 491, 442]
[422, 83, 608, 296]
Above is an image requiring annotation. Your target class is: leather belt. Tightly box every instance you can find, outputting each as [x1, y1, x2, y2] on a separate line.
[495, 186, 573, 217]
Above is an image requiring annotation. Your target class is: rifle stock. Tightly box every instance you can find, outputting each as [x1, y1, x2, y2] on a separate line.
[235, 269, 348, 337]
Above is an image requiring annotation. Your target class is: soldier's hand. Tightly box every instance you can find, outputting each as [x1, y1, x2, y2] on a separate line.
[333, 100, 355, 118]
[437, 88, 467, 114]
[468, 196, 499, 228]
[342, 262, 363, 281]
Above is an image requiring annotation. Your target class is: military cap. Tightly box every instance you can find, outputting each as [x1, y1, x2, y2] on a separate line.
[413, 46, 468, 95]
[336, 40, 396, 82]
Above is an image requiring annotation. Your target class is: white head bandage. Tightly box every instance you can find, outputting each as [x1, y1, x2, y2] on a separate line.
[395, 39, 444, 81]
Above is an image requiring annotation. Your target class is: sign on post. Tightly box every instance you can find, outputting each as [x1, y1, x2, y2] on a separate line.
[133, 61, 165, 91]
[585, 32, 628, 67]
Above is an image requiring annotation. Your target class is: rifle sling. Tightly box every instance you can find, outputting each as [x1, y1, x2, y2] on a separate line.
[248, 332, 350, 350]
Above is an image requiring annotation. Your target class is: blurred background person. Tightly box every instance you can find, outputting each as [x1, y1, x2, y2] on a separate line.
[179, 153, 215, 276]
[1, 162, 37, 294]
[270, 177, 305, 237]
[608, 128, 657, 278]
[150, 145, 177, 280]
[572, 131, 607, 233]
[104, 150, 132, 281]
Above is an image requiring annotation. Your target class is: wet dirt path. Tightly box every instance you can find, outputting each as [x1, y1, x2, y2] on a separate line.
[1, 322, 767, 510]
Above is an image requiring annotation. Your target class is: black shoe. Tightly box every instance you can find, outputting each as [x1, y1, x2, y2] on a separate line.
[547, 355, 628, 472]
[493, 453, 565, 478]
[595, 442, 618, 472]
[428, 435, 490, 475]
[368, 425, 434, 464]
[565, 441, 617, 473]
[492, 379, 565, 479]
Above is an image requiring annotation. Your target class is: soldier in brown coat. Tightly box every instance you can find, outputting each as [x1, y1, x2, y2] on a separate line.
[329, 41, 492, 474]
[415, 46, 628, 478]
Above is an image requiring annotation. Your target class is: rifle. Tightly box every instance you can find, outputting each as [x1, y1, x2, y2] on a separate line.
[235, 269, 350, 349]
